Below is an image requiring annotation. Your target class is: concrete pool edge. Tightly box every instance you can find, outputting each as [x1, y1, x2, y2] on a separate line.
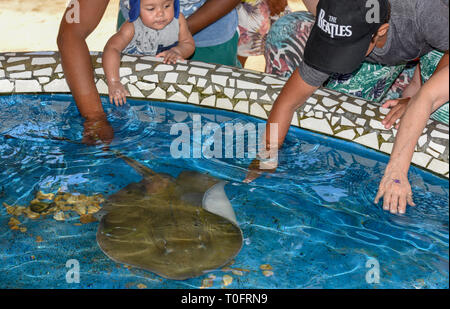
[0, 51, 448, 178]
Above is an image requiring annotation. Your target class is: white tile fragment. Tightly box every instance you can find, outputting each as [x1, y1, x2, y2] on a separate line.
[300, 118, 333, 135]
[262, 76, 285, 85]
[164, 72, 179, 83]
[380, 143, 394, 153]
[197, 78, 207, 88]
[417, 135, 427, 147]
[428, 141, 446, 154]
[200, 95, 216, 107]
[211, 75, 228, 87]
[43, 79, 70, 92]
[335, 129, 356, 140]
[136, 81, 156, 91]
[16, 80, 42, 92]
[33, 67, 52, 76]
[260, 94, 271, 102]
[224, 88, 235, 99]
[188, 67, 208, 76]
[427, 159, 448, 175]
[95, 68, 104, 75]
[188, 92, 200, 104]
[119, 67, 132, 77]
[0, 80, 14, 92]
[353, 132, 379, 149]
[96, 79, 109, 94]
[234, 100, 249, 113]
[178, 85, 193, 93]
[235, 91, 247, 99]
[10, 71, 32, 79]
[411, 152, 432, 167]
[250, 103, 267, 119]
[430, 130, 449, 139]
[168, 92, 188, 102]
[143, 74, 159, 83]
[321, 97, 338, 107]
[148, 87, 166, 100]
[176, 65, 188, 71]
[236, 80, 267, 91]
[7, 57, 29, 63]
[216, 98, 233, 110]
[127, 84, 144, 97]
[121, 55, 137, 62]
[31, 57, 56, 65]
[341, 102, 362, 114]
[6, 64, 25, 71]
[136, 63, 152, 71]
[154, 64, 174, 72]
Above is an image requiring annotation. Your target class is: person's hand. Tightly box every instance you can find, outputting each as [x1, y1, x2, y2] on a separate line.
[108, 81, 130, 106]
[374, 167, 416, 214]
[156, 48, 183, 64]
[82, 117, 114, 146]
[381, 97, 411, 129]
[243, 157, 278, 183]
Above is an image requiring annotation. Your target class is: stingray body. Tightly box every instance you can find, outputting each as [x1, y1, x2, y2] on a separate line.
[96, 154, 243, 280]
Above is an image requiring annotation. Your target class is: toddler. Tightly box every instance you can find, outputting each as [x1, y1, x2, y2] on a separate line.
[103, 0, 195, 106]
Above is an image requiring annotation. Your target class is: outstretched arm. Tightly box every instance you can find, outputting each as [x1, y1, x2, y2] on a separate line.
[374, 65, 449, 214]
[103, 22, 134, 106]
[57, 0, 113, 144]
[244, 68, 318, 183]
[185, 0, 240, 35]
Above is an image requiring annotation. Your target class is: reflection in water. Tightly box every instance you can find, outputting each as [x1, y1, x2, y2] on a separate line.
[0, 94, 448, 288]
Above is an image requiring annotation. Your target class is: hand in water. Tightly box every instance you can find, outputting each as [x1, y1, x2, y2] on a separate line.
[82, 117, 114, 146]
[374, 167, 416, 214]
[243, 158, 278, 183]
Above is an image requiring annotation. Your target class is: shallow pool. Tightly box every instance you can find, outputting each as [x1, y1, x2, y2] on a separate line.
[0, 94, 448, 288]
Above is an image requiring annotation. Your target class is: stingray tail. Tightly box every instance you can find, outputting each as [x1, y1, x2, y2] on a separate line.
[112, 150, 157, 178]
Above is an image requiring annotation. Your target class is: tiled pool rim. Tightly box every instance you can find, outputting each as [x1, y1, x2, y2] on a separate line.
[0, 51, 448, 178]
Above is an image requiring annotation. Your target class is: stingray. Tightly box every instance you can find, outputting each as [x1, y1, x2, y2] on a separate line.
[95, 153, 243, 280]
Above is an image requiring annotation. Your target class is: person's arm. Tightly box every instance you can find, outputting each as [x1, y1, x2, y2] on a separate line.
[156, 13, 195, 63]
[374, 65, 449, 214]
[244, 68, 318, 183]
[382, 51, 449, 129]
[303, 0, 319, 16]
[57, 0, 113, 144]
[185, 0, 240, 35]
[102, 22, 134, 106]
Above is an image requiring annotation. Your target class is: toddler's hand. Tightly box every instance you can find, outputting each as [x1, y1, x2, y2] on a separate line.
[156, 49, 183, 64]
[108, 81, 130, 106]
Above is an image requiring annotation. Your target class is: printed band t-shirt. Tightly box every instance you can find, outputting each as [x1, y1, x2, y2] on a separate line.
[120, 0, 238, 48]
[298, 0, 449, 87]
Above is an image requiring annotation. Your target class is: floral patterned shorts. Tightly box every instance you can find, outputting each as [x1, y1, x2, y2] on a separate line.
[264, 11, 448, 124]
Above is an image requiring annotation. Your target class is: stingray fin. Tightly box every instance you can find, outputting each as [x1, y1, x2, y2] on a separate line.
[202, 181, 238, 226]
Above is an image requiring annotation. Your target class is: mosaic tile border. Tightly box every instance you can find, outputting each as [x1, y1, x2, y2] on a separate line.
[0, 51, 448, 178]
